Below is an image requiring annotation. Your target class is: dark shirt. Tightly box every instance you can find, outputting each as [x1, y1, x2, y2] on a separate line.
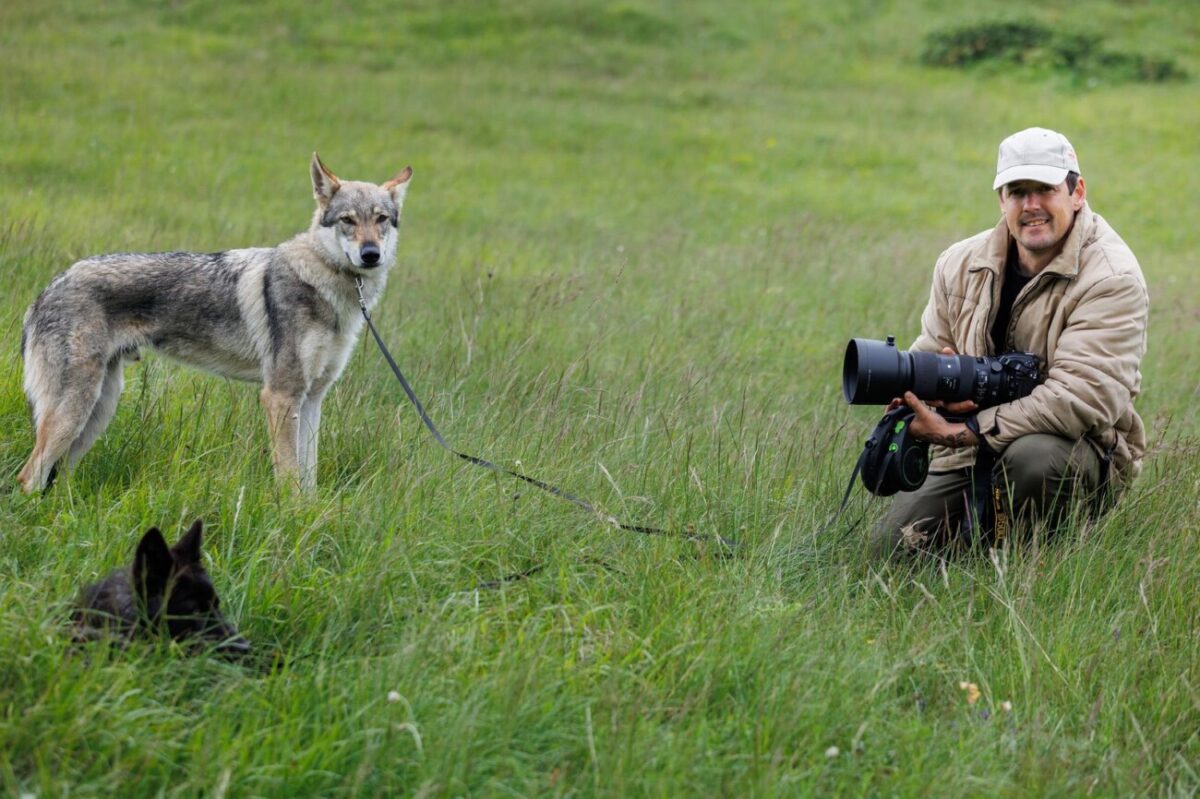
[990, 244, 1033, 353]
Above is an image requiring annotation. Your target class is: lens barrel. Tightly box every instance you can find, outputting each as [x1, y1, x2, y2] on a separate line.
[843, 337, 907, 404]
[842, 338, 977, 405]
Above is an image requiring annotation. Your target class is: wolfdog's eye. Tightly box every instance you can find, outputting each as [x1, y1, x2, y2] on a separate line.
[376, 215, 389, 225]
[339, 215, 355, 225]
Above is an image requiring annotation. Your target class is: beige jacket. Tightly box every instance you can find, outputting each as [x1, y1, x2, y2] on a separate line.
[912, 204, 1148, 484]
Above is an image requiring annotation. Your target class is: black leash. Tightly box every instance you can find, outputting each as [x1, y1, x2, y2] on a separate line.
[353, 278, 733, 548]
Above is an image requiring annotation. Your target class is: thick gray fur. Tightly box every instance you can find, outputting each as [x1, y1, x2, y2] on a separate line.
[19, 154, 412, 492]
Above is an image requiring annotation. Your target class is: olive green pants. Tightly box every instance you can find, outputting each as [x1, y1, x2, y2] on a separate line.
[870, 434, 1104, 560]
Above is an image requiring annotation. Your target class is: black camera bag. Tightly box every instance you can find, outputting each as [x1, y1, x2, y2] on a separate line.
[821, 405, 933, 537]
[858, 405, 931, 496]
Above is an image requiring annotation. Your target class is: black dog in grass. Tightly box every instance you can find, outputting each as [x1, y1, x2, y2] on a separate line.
[73, 519, 250, 657]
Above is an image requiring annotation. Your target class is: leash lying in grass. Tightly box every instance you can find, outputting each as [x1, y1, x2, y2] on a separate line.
[354, 277, 736, 552]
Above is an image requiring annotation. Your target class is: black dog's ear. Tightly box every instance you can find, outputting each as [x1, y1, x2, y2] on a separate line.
[133, 527, 173, 600]
[171, 518, 204, 565]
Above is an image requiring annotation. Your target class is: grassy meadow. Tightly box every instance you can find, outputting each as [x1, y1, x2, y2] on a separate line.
[1, 0, 1199, 795]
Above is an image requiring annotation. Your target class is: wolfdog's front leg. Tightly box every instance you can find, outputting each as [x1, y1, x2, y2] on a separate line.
[298, 390, 326, 492]
[260, 386, 303, 489]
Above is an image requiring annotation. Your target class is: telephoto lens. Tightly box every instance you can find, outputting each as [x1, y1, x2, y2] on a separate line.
[842, 337, 977, 405]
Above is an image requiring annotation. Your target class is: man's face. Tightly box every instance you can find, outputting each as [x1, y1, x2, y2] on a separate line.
[998, 177, 1086, 259]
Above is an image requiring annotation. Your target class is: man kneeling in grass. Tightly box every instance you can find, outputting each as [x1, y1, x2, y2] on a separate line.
[873, 127, 1149, 558]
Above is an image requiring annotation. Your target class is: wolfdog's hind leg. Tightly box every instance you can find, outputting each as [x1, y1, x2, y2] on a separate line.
[67, 356, 126, 469]
[17, 357, 107, 493]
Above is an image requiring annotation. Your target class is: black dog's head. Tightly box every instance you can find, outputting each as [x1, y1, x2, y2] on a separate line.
[75, 519, 249, 657]
[133, 519, 249, 655]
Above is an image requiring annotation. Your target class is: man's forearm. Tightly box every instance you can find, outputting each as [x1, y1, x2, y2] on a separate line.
[922, 423, 978, 449]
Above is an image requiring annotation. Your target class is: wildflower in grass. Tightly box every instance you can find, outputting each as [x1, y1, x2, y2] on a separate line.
[387, 690, 402, 703]
[825, 745, 840, 758]
[959, 681, 981, 705]
[1001, 700, 1013, 713]
[900, 522, 929, 549]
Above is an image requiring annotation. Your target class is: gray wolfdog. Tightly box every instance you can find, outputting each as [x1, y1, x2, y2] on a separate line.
[73, 518, 250, 657]
[19, 154, 412, 493]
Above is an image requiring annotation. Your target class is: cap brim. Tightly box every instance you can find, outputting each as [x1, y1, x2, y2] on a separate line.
[993, 165, 1070, 190]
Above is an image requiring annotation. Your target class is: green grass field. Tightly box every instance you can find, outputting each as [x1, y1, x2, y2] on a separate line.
[2, 1, 1198, 795]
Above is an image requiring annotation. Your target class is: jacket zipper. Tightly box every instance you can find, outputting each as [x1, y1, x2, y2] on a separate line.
[1004, 271, 1061, 351]
[981, 268, 1000, 356]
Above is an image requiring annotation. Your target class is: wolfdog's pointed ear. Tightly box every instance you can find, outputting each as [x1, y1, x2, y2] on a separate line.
[311, 152, 341, 207]
[382, 166, 413, 208]
[133, 527, 173, 600]
[171, 518, 205, 565]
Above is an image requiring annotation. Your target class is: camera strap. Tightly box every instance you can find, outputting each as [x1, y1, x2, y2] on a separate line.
[963, 445, 1002, 547]
[816, 445, 871, 540]
[1090, 437, 1118, 518]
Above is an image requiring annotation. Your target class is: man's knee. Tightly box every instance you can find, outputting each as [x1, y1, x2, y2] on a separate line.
[869, 471, 970, 559]
[993, 431, 1099, 494]
[996, 434, 1100, 517]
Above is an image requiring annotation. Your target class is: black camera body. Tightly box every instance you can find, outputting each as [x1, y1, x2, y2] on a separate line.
[842, 337, 1041, 409]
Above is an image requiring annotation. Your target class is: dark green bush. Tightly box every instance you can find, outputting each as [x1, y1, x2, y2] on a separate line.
[922, 19, 1186, 84]
[921, 20, 1055, 68]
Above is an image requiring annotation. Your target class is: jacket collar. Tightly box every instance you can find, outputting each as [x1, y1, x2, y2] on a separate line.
[968, 203, 1096, 279]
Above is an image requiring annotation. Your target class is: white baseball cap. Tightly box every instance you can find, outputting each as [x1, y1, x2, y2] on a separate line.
[992, 127, 1081, 190]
